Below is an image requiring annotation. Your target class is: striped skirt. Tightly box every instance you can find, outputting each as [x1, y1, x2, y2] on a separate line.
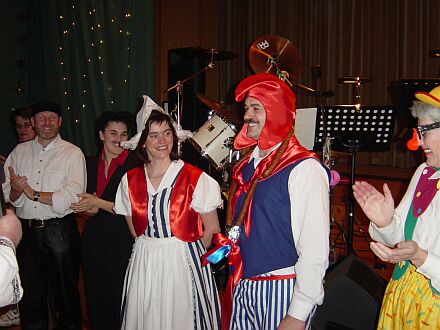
[120, 235, 221, 330]
[230, 277, 315, 330]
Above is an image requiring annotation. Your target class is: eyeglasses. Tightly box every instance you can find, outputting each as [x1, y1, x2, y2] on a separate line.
[15, 122, 32, 130]
[416, 121, 440, 140]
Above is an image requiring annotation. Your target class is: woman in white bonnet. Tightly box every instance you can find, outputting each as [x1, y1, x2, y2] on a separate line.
[114, 97, 222, 330]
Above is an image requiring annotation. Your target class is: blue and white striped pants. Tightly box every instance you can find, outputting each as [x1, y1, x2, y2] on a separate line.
[230, 277, 315, 330]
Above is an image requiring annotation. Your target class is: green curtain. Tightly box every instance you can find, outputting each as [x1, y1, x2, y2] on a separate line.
[26, 0, 154, 156]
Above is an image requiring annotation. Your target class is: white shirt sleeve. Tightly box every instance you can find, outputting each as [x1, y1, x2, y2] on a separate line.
[368, 163, 440, 291]
[113, 174, 132, 216]
[191, 172, 223, 214]
[369, 164, 427, 247]
[287, 158, 330, 320]
[0, 238, 23, 308]
[51, 148, 87, 215]
[418, 252, 440, 291]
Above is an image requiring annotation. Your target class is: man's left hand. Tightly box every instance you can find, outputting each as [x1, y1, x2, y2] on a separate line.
[70, 193, 98, 212]
[277, 315, 306, 330]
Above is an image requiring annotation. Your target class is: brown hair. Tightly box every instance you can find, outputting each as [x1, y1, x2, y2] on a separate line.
[9, 107, 32, 126]
[135, 110, 179, 164]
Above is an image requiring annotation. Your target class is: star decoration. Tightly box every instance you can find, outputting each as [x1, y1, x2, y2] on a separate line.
[13, 83, 25, 95]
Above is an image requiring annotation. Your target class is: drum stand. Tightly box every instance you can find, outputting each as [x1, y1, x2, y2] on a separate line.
[220, 137, 240, 191]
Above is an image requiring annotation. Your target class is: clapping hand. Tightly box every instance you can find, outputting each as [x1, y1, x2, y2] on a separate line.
[370, 240, 428, 267]
[70, 193, 98, 214]
[352, 181, 395, 228]
[8, 166, 29, 193]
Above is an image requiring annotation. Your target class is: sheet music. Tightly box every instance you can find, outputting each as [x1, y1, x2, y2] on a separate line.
[295, 108, 317, 150]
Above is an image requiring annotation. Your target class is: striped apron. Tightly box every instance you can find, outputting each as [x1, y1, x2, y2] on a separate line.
[120, 176, 221, 330]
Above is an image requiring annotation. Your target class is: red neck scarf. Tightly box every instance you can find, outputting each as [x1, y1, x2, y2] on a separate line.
[97, 148, 128, 197]
[230, 133, 318, 237]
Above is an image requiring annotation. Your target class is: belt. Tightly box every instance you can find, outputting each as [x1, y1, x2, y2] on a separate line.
[20, 218, 63, 228]
[246, 274, 296, 281]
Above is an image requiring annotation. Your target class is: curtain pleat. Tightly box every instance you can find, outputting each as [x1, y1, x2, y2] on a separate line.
[26, 0, 154, 156]
[219, 0, 440, 167]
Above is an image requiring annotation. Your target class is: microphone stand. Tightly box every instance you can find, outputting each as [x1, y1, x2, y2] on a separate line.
[165, 50, 216, 157]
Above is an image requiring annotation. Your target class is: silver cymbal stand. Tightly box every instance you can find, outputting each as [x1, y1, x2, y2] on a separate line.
[165, 50, 216, 157]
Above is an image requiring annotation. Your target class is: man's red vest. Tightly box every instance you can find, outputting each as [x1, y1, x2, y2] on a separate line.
[127, 162, 204, 242]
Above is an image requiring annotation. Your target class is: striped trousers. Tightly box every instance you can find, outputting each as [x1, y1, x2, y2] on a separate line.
[230, 277, 315, 330]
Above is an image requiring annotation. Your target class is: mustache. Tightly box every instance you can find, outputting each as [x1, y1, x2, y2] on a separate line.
[245, 119, 258, 124]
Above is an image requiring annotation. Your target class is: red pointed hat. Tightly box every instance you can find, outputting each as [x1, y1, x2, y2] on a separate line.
[234, 73, 296, 150]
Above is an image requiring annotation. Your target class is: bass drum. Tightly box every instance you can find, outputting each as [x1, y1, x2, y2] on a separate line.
[189, 113, 236, 170]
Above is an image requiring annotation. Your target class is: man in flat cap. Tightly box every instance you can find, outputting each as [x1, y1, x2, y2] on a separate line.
[224, 73, 330, 330]
[2, 100, 86, 329]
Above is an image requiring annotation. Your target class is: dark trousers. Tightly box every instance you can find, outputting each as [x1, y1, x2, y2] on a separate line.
[82, 216, 133, 330]
[17, 214, 82, 330]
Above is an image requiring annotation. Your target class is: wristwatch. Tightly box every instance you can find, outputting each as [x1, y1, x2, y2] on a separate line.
[33, 191, 41, 202]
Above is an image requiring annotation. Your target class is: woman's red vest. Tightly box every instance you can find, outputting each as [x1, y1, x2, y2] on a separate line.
[126, 162, 204, 242]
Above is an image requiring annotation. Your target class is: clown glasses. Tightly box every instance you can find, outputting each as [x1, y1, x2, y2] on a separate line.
[417, 121, 440, 140]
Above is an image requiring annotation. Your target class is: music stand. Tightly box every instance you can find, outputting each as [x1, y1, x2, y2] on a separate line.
[313, 105, 396, 255]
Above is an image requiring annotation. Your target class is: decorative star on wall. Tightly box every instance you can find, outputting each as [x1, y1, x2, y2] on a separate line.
[13, 83, 25, 95]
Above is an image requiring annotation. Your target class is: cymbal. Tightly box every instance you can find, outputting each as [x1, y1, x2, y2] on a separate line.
[248, 35, 302, 80]
[195, 93, 243, 126]
[338, 76, 372, 84]
[171, 47, 238, 61]
[206, 48, 238, 61]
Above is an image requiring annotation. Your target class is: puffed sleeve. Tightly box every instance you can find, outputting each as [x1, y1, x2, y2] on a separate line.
[191, 172, 223, 214]
[113, 173, 132, 216]
[0, 238, 23, 308]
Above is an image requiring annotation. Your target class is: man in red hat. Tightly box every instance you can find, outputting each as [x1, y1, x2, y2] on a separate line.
[226, 73, 330, 330]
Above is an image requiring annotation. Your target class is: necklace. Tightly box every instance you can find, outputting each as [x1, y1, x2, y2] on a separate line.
[146, 162, 170, 179]
[148, 172, 166, 179]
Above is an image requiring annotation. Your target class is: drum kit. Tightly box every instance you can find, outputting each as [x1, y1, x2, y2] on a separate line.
[165, 35, 378, 261]
[165, 35, 372, 180]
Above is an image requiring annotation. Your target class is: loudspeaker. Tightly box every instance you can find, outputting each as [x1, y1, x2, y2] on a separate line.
[312, 254, 386, 330]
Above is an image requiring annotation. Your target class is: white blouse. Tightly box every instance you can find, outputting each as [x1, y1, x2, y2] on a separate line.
[0, 237, 23, 307]
[370, 162, 440, 291]
[114, 159, 223, 216]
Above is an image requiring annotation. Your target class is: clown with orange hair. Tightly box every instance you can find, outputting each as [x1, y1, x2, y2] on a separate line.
[353, 85, 440, 329]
